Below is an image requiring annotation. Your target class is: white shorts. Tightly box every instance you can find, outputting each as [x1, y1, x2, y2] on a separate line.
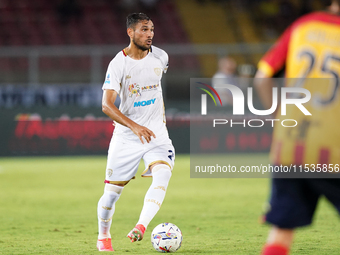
[104, 137, 175, 185]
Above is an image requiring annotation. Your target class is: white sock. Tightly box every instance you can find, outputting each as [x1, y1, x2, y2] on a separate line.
[137, 165, 172, 229]
[97, 184, 124, 239]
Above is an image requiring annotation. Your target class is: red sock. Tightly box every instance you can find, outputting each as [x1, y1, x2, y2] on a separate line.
[262, 244, 288, 255]
[136, 224, 146, 234]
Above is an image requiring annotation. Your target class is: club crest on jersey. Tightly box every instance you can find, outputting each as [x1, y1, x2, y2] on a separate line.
[154, 67, 161, 76]
[128, 83, 141, 97]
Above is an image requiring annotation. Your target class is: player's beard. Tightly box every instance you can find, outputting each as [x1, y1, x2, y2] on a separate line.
[132, 36, 151, 51]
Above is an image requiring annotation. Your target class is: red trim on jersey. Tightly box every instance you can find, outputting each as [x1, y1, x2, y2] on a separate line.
[297, 11, 340, 26]
[294, 143, 304, 165]
[259, 11, 340, 77]
[318, 148, 330, 165]
[260, 25, 291, 76]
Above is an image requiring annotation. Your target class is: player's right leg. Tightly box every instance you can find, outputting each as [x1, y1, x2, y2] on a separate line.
[97, 183, 124, 251]
[97, 137, 143, 251]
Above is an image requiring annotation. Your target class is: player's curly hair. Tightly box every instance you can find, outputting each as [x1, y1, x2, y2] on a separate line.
[126, 13, 151, 30]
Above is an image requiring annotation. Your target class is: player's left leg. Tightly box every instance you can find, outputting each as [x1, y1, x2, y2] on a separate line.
[310, 178, 340, 214]
[127, 144, 175, 242]
[127, 163, 172, 242]
[261, 178, 319, 255]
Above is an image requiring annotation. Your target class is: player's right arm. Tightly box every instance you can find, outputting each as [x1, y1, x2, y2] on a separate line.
[102, 89, 156, 144]
[254, 71, 276, 111]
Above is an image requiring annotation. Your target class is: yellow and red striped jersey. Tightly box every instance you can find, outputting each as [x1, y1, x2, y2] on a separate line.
[258, 11, 340, 166]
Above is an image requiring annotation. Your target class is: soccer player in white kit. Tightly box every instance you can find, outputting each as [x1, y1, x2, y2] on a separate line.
[96, 13, 175, 251]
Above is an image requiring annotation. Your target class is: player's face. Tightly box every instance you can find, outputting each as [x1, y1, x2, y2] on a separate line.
[132, 20, 154, 51]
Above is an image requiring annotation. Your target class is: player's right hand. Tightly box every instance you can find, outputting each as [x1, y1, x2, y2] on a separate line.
[130, 124, 156, 144]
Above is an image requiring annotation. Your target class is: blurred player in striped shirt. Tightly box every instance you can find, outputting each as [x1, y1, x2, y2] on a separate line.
[255, 1, 340, 254]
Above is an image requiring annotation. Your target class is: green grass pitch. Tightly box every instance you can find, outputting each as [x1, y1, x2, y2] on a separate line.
[0, 154, 339, 254]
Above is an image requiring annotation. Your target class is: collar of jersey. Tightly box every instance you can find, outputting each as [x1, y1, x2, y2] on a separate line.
[122, 48, 151, 61]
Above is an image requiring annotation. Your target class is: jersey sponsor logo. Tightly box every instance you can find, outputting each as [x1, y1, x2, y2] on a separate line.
[104, 74, 110, 84]
[141, 84, 159, 91]
[125, 75, 131, 80]
[154, 67, 161, 76]
[129, 83, 159, 97]
[128, 83, 141, 97]
[134, 98, 156, 107]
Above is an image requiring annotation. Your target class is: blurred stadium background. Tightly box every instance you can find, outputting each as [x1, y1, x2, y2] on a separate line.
[2, 1, 340, 254]
[0, 0, 326, 156]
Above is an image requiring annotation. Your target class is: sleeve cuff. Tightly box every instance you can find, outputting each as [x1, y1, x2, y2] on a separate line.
[257, 60, 275, 77]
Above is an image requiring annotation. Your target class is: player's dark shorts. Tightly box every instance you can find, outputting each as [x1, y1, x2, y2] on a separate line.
[265, 178, 340, 229]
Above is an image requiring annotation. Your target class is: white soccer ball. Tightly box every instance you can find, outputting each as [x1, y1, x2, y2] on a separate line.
[151, 223, 182, 253]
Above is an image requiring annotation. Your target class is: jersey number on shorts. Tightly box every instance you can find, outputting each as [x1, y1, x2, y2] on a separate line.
[168, 150, 174, 161]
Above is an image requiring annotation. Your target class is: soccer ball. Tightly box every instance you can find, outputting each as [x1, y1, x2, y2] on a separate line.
[151, 223, 182, 253]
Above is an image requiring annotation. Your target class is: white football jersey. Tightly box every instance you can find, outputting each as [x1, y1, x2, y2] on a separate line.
[102, 45, 171, 145]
